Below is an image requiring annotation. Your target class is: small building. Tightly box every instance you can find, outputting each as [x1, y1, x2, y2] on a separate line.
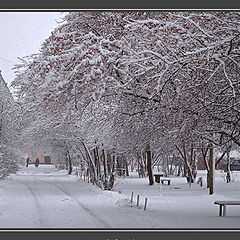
[26, 148, 55, 165]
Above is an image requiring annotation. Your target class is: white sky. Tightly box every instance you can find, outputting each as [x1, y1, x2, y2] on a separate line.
[0, 12, 65, 86]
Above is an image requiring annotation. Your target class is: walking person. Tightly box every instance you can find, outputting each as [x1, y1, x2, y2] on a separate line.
[35, 158, 40, 167]
[26, 157, 29, 167]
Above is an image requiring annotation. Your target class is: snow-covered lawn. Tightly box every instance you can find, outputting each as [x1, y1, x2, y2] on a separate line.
[112, 170, 240, 228]
[0, 165, 240, 229]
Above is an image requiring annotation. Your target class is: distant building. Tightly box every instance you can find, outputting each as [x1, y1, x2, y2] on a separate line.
[197, 156, 206, 170]
[197, 149, 240, 170]
[26, 148, 55, 165]
[218, 150, 240, 171]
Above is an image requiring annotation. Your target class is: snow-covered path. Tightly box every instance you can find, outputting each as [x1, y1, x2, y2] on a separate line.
[0, 165, 148, 229]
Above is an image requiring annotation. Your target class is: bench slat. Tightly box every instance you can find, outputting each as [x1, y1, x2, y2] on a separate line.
[214, 201, 240, 205]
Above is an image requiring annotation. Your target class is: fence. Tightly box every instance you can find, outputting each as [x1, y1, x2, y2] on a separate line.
[130, 192, 148, 211]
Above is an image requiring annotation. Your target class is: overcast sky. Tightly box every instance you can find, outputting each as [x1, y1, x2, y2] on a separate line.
[0, 12, 65, 86]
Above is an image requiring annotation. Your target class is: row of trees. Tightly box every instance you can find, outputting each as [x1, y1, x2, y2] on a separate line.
[11, 12, 240, 189]
[0, 71, 20, 178]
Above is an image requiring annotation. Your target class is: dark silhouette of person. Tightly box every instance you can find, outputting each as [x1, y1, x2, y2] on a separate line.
[26, 157, 29, 167]
[35, 158, 40, 167]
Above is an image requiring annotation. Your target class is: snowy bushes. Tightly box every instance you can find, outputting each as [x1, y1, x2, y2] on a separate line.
[0, 73, 20, 178]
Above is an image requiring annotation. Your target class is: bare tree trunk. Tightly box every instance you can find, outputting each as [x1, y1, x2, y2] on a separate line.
[200, 146, 210, 188]
[176, 145, 195, 183]
[95, 146, 101, 179]
[226, 151, 231, 183]
[107, 153, 111, 175]
[68, 157, 72, 174]
[124, 157, 129, 177]
[209, 144, 214, 195]
[108, 154, 116, 190]
[177, 161, 182, 176]
[136, 151, 144, 178]
[130, 158, 134, 172]
[65, 149, 72, 174]
[146, 144, 154, 185]
[82, 142, 99, 187]
[102, 149, 108, 190]
[183, 164, 187, 177]
[93, 147, 99, 178]
[116, 157, 121, 176]
[65, 153, 68, 170]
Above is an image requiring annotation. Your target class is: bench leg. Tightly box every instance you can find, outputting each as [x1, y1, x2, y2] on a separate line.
[219, 205, 222, 216]
[223, 205, 226, 216]
[168, 181, 170, 185]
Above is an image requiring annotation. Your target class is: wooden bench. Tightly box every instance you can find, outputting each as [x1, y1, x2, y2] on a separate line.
[214, 201, 240, 216]
[153, 174, 164, 183]
[161, 178, 171, 185]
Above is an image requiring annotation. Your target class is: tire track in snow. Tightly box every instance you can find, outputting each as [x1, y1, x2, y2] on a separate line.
[47, 182, 111, 228]
[21, 182, 47, 228]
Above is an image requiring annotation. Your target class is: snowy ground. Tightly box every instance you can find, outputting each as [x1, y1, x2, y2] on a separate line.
[113, 170, 240, 228]
[0, 165, 240, 229]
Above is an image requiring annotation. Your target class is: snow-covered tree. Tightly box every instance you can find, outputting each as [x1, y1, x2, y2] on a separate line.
[11, 11, 240, 188]
[0, 71, 20, 178]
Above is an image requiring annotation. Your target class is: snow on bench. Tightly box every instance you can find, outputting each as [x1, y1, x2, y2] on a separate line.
[214, 201, 240, 216]
[160, 178, 171, 185]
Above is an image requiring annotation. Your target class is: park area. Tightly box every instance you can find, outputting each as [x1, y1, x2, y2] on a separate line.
[0, 165, 240, 229]
[1, 11, 240, 232]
